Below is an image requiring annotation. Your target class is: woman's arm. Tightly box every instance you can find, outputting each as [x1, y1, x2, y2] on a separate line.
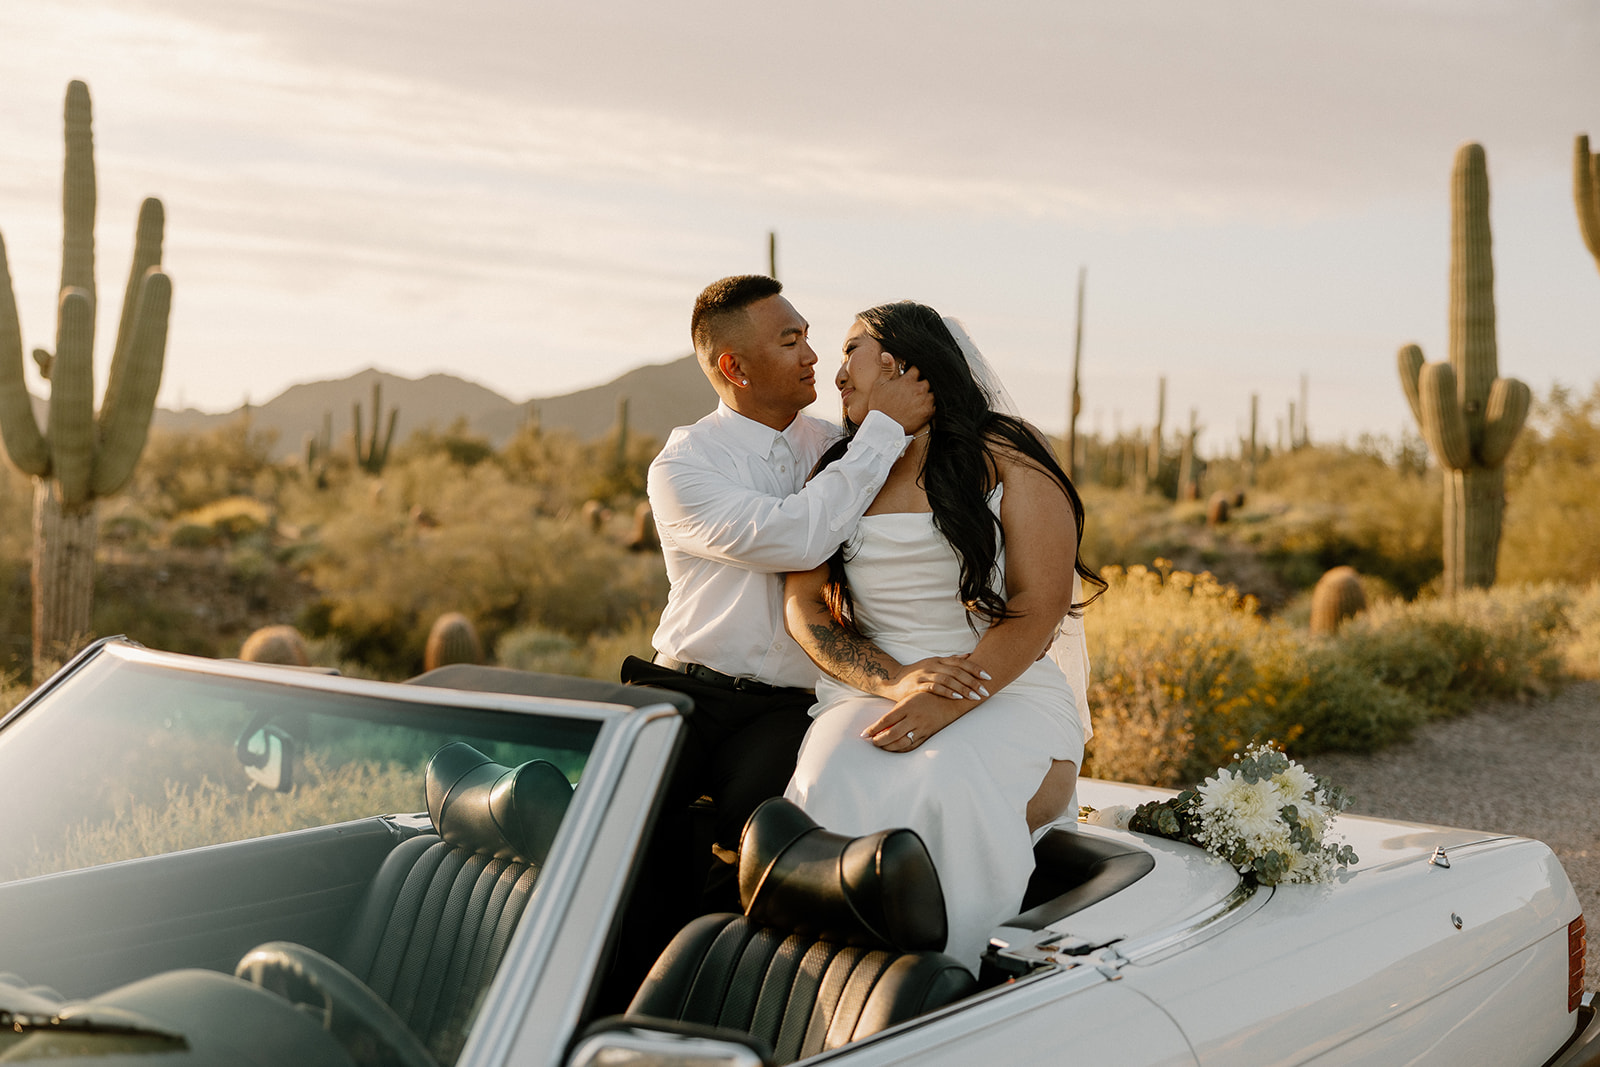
[784, 566, 990, 702]
[861, 447, 1079, 749]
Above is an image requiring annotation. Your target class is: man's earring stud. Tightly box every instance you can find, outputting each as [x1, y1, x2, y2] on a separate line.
[741, 379, 748, 386]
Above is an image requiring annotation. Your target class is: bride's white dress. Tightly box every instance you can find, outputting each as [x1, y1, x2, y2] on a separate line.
[784, 489, 1085, 972]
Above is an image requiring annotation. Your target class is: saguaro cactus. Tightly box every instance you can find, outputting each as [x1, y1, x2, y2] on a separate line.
[1397, 143, 1530, 593]
[0, 81, 171, 676]
[353, 381, 398, 474]
[1576, 134, 1600, 276]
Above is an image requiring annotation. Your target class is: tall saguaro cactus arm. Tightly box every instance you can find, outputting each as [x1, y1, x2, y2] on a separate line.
[0, 236, 51, 476]
[92, 269, 172, 496]
[60, 80, 96, 305]
[1576, 134, 1600, 276]
[51, 288, 96, 508]
[1395, 142, 1530, 593]
[101, 199, 164, 425]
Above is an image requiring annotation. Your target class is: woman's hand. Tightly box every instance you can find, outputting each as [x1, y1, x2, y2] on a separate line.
[861, 691, 971, 752]
[885, 655, 990, 702]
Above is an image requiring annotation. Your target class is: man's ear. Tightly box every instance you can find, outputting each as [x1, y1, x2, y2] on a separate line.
[717, 351, 749, 389]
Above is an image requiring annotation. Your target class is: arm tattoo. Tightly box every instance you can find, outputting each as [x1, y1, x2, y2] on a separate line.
[806, 621, 892, 688]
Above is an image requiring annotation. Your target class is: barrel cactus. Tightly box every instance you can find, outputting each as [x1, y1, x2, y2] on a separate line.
[1397, 143, 1530, 593]
[425, 612, 484, 671]
[1576, 134, 1600, 276]
[240, 625, 312, 666]
[1310, 566, 1367, 636]
[0, 81, 172, 676]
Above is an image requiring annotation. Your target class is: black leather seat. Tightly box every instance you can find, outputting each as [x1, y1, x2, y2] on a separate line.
[625, 798, 976, 1065]
[238, 742, 574, 1066]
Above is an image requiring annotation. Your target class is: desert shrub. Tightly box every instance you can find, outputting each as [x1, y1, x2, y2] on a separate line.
[1246, 446, 1442, 597]
[1084, 563, 1274, 785]
[130, 418, 282, 519]
[300, 454, 666, 676]
[499, 423, 622, 516]
[1501, 383, 1600, 586]
[1358, 585, 1570, 707]
[1076, 486, 1178, 574]
[497, 627, 584, 675]
[394, 418, 497, 469]
[173, 495, 272, 542]
[1253, 635, 1425, 754]
[1079, 444, 1442, 607]
[1082, 563, 1579, 786]
[495, 616, 655, 680]
[1564, 584, 1600, 679]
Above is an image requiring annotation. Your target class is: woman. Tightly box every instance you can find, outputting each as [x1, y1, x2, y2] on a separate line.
[783, 301, 1103, 972]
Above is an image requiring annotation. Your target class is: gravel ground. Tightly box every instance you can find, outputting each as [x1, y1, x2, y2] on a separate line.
[1302, 680, 1600, 987]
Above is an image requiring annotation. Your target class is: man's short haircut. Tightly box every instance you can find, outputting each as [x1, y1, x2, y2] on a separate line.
[691, 275, 783, 362]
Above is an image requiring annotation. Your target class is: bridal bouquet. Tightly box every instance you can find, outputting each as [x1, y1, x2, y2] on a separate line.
[1085, 743, 1358, 886]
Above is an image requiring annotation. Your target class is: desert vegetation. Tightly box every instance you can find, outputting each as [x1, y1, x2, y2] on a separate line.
[2, 377, 1597, 790]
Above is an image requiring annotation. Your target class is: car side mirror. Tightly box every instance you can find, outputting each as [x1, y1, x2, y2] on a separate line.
[236, 719, 297, 793]
[567, 1017, 772, 1067]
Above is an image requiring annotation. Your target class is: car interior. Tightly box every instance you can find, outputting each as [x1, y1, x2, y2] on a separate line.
[0, 660, 1156, 1067]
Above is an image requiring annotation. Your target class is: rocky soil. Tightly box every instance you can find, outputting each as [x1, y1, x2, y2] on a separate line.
[1303, 680, 1600, 987]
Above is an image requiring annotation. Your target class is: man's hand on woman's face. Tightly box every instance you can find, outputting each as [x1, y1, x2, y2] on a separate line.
[866, 358, 934, 433]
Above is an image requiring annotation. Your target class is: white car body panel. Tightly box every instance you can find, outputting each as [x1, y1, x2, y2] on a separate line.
[1074, 780, 1580, 1065]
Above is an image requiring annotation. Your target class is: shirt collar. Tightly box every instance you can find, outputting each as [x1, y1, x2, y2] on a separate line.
[715, 399, 797, 458]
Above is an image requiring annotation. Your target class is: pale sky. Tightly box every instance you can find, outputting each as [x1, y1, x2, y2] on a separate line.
[1, 0, 1596, 451]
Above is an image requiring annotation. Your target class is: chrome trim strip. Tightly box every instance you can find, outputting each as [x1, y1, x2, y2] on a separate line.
[1113, 880, 1263, 965]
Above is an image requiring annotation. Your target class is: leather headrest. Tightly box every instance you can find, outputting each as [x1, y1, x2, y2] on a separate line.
[737, 798, 948, 953]
[425, 742, 573, 866]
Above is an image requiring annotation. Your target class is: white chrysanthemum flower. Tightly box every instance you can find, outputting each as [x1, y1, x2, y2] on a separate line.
[1200, 771, 1285, 843]
[1274, 763, 1318, 803]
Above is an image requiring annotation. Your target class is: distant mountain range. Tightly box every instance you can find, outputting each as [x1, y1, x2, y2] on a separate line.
[145, 355, 718, 459]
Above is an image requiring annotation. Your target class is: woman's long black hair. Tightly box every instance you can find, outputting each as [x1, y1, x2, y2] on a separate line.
[816, 300, 1105, 636]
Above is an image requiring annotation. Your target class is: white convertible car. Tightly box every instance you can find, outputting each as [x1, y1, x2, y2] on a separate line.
[0, 639, 1596, 1066]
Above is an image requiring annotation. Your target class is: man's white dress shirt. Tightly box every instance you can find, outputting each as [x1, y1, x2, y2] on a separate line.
[649, 402, 909, 689]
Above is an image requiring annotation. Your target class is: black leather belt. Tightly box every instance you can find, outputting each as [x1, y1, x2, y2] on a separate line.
[652, 652, 785, 694]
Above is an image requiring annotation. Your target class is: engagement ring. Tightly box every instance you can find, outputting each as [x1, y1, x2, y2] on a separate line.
[907, 731, 915, 741]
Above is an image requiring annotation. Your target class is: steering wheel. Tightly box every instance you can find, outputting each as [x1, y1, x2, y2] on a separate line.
[235, 941, 438, 1067]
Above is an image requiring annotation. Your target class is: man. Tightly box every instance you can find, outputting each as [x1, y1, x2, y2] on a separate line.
[622, 274, 934, 864]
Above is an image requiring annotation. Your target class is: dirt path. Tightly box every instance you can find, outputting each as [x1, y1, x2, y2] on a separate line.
[1302, 680, 1600, 986]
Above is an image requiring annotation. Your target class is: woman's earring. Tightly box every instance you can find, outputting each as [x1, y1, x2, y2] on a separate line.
[741, 379, 749, 386]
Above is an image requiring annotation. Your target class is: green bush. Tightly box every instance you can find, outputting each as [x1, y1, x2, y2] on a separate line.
[1501, 384, 1600, 586]
[300, 455, 666, 676]
[1255, 637, 1425, 754]
[1084, 563, 1582, 787]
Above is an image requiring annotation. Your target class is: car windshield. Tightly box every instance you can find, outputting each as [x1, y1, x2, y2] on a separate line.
[0, 647, 603, 884]
[0, 642, 614, 1066]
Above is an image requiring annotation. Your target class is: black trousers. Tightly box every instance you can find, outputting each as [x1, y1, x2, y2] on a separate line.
[620, 655, 816, 851]
[599, 656, 814, 1011]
